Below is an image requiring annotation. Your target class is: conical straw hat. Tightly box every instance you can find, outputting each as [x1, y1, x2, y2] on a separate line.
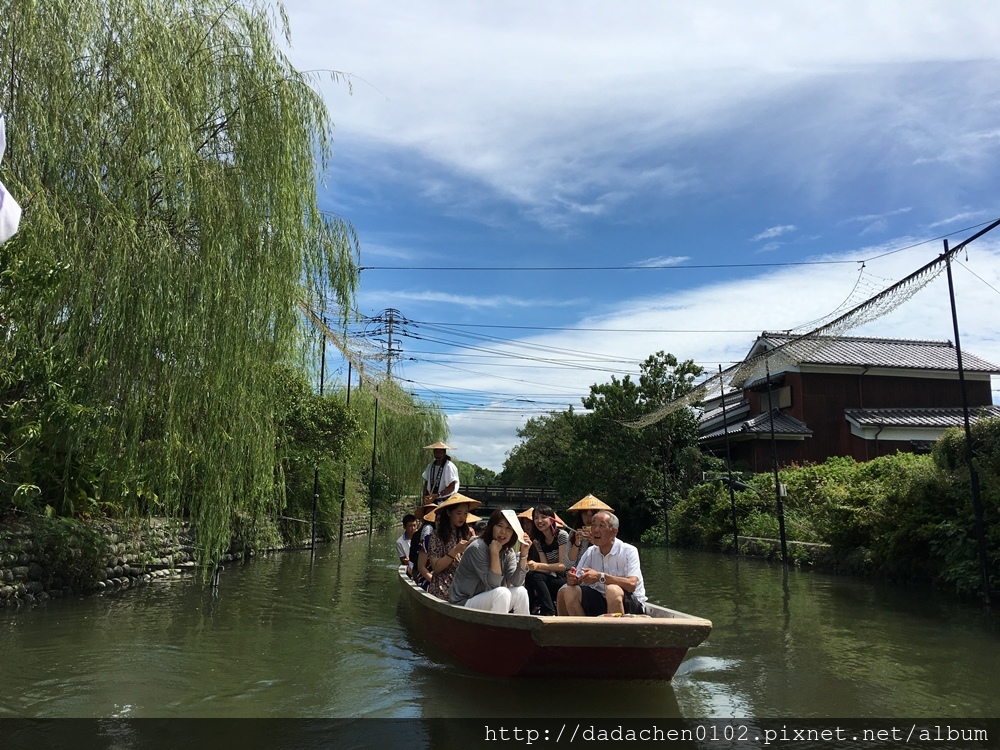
[433, 492, 482, 513]
[423, 441, 452, 450]
[566, 494, 613, 512]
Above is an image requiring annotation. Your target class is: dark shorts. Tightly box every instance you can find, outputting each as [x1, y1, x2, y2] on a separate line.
[580, 585, 645, 616]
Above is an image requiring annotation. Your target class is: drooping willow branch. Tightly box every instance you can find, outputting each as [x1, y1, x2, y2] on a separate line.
[0, 0, 359, 572]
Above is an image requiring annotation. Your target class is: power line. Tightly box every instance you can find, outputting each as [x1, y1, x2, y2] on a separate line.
[357, 218, 999, 272]
[360, 260, 856, 272]
[408, 319, 765, 333]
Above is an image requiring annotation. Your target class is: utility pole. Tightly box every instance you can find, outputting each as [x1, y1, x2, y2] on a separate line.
[386, 308, 395, 378]
[338, 360, 352, 550]
[363, 308, 403, 536]
[720, 365, 739, 552]
[658, 420, 669, 545]
[369, 383, 379, 536]
[311, 322, 326, 555]
[766, 359, 789, 565]
[943, 239, 991, 605]
[367, 308, 403, 377]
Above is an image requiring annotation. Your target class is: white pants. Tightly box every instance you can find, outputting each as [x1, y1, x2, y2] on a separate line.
[463, 586, 529, 614]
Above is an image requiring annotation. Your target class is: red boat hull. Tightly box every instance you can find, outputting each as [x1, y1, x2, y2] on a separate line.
[398, 567, 711, 680]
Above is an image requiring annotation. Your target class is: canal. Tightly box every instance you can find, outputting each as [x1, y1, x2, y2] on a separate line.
[1, 529, 998, 720]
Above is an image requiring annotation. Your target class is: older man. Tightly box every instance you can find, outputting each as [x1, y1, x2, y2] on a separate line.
[556, 511, 646, 616]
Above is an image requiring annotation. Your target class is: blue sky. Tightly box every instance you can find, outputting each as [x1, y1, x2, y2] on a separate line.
[282, 0, 1000, 471]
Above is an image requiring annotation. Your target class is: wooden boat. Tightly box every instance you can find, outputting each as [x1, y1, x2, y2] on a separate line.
[397, 566, 712, 679]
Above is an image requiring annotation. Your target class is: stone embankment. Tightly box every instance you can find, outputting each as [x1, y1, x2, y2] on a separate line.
[0, 512, 375, 608]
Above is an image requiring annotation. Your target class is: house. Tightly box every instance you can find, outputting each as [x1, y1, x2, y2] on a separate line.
[699, 332, 1000, 472]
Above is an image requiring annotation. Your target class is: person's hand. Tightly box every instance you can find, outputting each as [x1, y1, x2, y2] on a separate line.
[526, 560, 538, 572]
[489, 538, 504, 556]
[577, 567, 598, 585]
[567, 567, 580, 585]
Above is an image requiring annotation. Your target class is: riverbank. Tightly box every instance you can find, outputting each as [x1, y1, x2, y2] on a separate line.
[0, 511, 376, 608]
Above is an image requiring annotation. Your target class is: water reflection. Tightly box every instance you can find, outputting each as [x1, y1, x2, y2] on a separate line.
[645, 547, 1000, 718]
[0, 532, 997, 719]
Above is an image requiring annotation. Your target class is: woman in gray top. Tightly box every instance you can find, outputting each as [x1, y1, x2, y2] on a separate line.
[449, 509, 530, 614]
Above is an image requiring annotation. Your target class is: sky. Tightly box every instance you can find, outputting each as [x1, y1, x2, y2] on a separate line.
[280, 0, 1000, 472]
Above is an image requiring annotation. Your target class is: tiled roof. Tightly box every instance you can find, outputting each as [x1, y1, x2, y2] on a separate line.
[699, 395, 749, 424]
[751, 333, 1000, 373]
[844, 405, 1000, 429]
[700, 409, 812, 441]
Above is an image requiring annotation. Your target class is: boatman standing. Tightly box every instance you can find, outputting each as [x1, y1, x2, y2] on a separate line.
[556, 511, 646, 616]
[422, 441, 460, 503]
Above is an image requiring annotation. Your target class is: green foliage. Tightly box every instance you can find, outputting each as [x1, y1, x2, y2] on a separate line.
[668, 481, 770, 549]
[667, 439, 999, 597]
[0, 0, 359, 572]
[274, 365, 359, 540]
[341, 380, 448, 525]
[454, 460, 498, 486]
[500, 409, 577, 487]
[501, 351, 708, 538]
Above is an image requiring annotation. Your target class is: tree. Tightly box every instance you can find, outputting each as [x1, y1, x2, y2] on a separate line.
[346, 380, 448, 518]
[565, 352, 703, 534]
[499, 409, 578, 488]
[0, 0, 359, 569]
[500, 352, 705, 537]
[454, 460, 499, 487]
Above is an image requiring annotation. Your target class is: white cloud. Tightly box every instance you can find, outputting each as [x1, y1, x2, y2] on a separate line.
[926, 210, 995, 230]
[433, 239, 1000, 471]
[361, 290, 587, 309]
[281, 2, 1000, 471]
[286, 1, 1000, 230]
[632, 256, 689, 268]
[752, 225, 797, 242]
[842, 207, 913, 225]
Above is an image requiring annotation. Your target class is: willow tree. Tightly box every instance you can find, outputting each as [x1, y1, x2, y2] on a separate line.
[0, 0, 358, 568]
[345, 380, 449, 519]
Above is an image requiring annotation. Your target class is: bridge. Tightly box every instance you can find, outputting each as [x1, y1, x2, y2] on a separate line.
[460, 485, 561, 513]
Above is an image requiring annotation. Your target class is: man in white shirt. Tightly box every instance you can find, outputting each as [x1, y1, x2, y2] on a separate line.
[556, 511, 646, 616]
[421, 441, 459, 503]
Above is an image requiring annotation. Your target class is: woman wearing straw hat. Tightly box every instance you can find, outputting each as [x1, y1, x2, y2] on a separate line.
[449, 509, 531, 614]
[421, 493, 481, 601]
[422, 441, 460, 503]
[516, 508, 536, 545]
[564, 494, 614, 570]
[525, 505, 569, 616]
[409, 501, 439, 588]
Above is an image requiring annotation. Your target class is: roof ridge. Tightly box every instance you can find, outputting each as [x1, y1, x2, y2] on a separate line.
[761, 331, 953, 347]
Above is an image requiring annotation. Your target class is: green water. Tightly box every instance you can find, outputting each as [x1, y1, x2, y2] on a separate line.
[1, 530, 997, 719]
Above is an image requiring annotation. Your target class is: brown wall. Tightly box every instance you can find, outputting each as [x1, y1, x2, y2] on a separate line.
[727, 370, 993, 469]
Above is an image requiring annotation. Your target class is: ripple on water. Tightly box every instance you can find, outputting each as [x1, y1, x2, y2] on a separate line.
[3, 534, 1000, 718]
